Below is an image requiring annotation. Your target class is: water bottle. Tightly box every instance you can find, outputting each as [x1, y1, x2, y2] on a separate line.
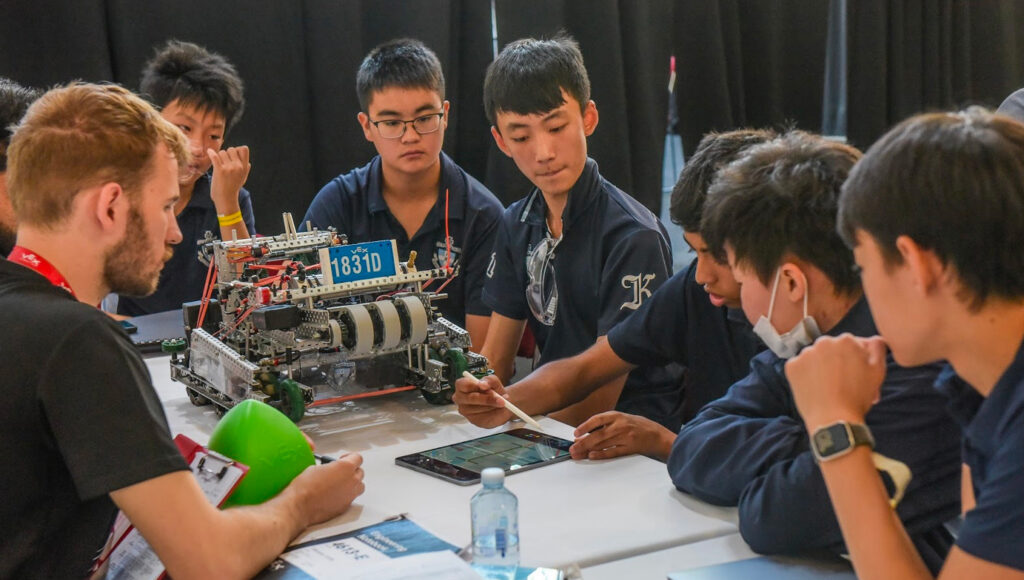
[471, 467, 519, 579]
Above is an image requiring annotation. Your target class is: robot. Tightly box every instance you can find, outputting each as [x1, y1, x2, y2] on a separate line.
[164, 213, 489, 422]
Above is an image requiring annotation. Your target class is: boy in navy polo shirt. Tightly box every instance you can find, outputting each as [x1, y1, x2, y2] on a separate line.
[459, 35, 676, 427]
[117, 40, 256, 316]
[454, 129, 770, 440]
[786, 110, 1024, 577]
[671, 131, 961, 571]
[302, 39, 503, 348]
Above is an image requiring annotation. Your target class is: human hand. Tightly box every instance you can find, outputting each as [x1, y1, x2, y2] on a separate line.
[291, 452, 365, 525]
[784, 333, 887, 432]
[207, 146, 251, 212]
[452, 374, 513, 428]
[570, 411, 675, 461]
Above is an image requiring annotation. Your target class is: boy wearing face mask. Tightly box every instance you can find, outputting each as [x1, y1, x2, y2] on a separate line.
[668, 131, 961, 572]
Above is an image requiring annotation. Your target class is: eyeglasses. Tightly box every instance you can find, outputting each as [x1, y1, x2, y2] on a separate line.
[526, 235, 562, 326]
[367, 112, 445, 139]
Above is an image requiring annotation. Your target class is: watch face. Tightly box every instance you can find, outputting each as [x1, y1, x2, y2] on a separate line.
[814, 424, 852, 457]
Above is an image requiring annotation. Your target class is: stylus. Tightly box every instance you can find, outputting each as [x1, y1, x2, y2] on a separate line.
[462, 371, 544, 430]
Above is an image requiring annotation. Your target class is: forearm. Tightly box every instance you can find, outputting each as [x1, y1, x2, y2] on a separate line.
[548, 375, 626, 427]
[818, 446, 932, 580]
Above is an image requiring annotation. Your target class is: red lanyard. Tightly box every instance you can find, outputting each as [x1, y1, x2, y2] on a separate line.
[8, 245, 77, 299]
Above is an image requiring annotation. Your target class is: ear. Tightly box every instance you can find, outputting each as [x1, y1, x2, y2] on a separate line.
[582, 100, 599, 136]
[491, 126, 512, 158]
[894, 235, 943, 295]
[441, 100, 451, 130]
[91, 182, 129, 235]
[778, 262, 808, 305]
[357, 112, 373, 142]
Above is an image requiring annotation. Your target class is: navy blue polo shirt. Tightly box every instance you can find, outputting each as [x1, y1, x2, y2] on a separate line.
[117, 173, 255, 316]
[301, 152, 503, 330]
[606, 260, 765, 428]
[936, 338, 1024, 571]
[483, 158, 681, 428]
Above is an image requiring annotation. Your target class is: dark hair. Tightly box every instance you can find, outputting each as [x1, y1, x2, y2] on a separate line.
[670, 129, 777, 231]
[1, 78, 42, 172]
[702, 131, 863, 295]
[484, 34, 590, 126]
[839, 108, 1024, 309]
[356, 38, 445, 111]
[140, 40, 245, 131]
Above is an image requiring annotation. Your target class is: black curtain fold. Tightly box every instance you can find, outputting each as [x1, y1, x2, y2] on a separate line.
[847, 0, 1024, 149]
[671, 0, 829, 156]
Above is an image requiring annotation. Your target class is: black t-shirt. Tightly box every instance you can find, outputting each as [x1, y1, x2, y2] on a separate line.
[0, 259, 188, 578]
[483, 158, 683, 428]
[606, 260, 765, 426]
[301, 153, 504, 330]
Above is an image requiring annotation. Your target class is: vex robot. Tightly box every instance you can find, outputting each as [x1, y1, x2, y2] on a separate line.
[165, 213, 488, 422]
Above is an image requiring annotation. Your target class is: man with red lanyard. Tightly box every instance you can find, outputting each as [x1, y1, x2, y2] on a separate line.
[0, 83, 365, 578]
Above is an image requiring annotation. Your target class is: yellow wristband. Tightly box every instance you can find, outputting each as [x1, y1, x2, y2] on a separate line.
[218, 210, 243, 227]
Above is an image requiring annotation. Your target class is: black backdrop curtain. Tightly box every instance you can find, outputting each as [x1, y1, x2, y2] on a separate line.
[847, 0, 1024, 149]
[671, 0, 830, 156]
[4, 1, 1024, 230]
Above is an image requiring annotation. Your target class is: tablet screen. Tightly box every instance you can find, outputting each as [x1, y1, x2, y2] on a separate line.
[395, 428, 573, 485]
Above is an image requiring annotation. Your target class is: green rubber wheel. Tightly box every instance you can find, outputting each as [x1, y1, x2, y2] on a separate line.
[277, 378, 306, 423]
[161, 338, 187, 353]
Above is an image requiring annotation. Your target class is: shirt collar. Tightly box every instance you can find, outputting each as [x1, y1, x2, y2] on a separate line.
[825, 295, 875, 337]
[519, 157, 601, 228]
[953, 333, 1024, 449]
[367, 153, 464, 220]
[184, 173, 213, 210]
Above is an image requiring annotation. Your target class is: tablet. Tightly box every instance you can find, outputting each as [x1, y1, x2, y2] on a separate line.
[395, 428, 573, 485]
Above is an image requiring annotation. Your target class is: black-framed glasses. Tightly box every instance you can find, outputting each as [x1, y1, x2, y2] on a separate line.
[367, 112, 445, 139]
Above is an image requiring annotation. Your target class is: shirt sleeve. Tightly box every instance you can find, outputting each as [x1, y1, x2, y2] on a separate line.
[301, 180, 348, 233]
[239, 187, 256, 234]
[482, 216, 528, 321]
[667, 353, 807, 505]
[38, 318, 187, 499]
[461, 204, 502, 317]
[596, 228, 673, 336]
[606, 263, 694, 367]
[957, 412, 1024, 570]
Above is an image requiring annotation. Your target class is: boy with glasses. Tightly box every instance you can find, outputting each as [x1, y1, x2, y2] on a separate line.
[460, 35, 677, 427]
[454, 129, 770, 441]
[117, 40, 256, 316]
[302, 38, 503, 349]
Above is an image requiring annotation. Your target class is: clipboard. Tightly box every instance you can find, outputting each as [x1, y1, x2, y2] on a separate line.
[93, 434, 249, 580]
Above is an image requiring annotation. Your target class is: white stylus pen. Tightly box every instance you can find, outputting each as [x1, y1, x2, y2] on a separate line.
[461, 371, 544, 431]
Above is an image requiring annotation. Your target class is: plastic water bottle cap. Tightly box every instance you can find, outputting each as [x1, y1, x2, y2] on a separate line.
[481, 467, 505, 486]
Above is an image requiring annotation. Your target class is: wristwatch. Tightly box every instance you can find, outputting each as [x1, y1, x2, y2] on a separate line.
[811, 421, 875, 462]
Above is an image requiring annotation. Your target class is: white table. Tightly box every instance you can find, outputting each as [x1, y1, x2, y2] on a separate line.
[147, 355, 740, 571]
[581, 533, 758, 579]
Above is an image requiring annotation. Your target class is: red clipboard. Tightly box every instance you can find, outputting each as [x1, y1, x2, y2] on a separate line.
[91, 435, 249, 580]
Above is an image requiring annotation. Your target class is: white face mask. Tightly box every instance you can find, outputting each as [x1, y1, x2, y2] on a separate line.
[752, 268, 821, 359]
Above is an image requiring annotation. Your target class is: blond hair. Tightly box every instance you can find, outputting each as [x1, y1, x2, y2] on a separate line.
[6, 82, 189, 227]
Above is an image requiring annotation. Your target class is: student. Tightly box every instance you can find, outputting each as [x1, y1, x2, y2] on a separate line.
[669, 131, 961, 571]
[0, 77, 40, 257]
[0, 83, 364, 578]
[117, 39, 256, 316]
[458, 35, 677, 427]
[785, 109, 1024, 578]
[453, 129, 770, 444]
[302, 39, 503, 348]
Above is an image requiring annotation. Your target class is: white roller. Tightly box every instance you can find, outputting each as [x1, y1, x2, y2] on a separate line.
[327, 319, 343, 348]
[397, 296, 429, 345]
[375, 300, 403, 350]
[340, 304, 374, 355]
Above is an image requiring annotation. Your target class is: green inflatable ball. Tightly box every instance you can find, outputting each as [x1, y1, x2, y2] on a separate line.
[208, 399, 315, 507]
